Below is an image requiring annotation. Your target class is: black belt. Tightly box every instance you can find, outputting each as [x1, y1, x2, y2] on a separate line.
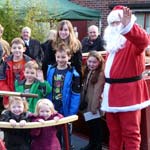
[105, 74, 143, 84]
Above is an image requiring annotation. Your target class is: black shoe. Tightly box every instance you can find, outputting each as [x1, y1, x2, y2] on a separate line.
[80, 144, 92, 150]
[94, 144, 102, 150]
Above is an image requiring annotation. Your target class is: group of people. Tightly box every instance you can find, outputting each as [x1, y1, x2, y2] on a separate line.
[0, 20, 81, 150]
[0, 4, 149, 150]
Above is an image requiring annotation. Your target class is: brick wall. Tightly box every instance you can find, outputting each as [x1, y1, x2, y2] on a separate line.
[70, 0, 150, 34]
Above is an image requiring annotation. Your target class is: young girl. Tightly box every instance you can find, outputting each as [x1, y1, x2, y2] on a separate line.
[42, 20, 82, 77]
[15, 60, 52, 113]
[80, 51, 105, 150]
[0, 96, 31, 150]
[30, 99, 63, 150]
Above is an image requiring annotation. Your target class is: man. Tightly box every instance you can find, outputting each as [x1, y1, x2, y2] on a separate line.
[0, 24, 10, 58]
[101, 5, 150, 150]
[81, 25, 104, 53]
[21, 26, 44, 67]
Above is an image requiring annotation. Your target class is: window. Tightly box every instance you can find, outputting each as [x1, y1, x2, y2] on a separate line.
[146, 14, 150, 34]
[135, 13, 150, 34]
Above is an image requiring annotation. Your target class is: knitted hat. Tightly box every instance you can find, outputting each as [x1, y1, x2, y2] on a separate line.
[107, 5, 124, 25]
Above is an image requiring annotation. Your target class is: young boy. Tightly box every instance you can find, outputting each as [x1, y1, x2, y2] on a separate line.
[47, 43, 80, 149]
[0, 37, 32, 107]
[15, 61, 52, 113]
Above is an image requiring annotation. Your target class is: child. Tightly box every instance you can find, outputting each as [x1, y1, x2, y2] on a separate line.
[47, 43, 80, 149]
[15, 60, 52, 113]
[80, 51, 105, 150]
[0, 96, 31, 150]
[0, 37, 32, 107]
[30, 98, 63, 150]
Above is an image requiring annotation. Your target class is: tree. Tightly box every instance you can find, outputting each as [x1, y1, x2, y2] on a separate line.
[0, 0, 23, 43]
[0, 0, 57, 43]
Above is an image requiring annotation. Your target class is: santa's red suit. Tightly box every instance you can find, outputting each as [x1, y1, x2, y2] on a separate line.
[101, 5, 150, 150]
[101, 23, 150, 112]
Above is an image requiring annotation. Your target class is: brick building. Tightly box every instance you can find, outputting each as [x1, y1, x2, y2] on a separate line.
[70, 0, 150, 40]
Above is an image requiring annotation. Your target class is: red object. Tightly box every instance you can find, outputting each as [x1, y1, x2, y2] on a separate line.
[112, 5, 124, 11]
[106, 110, 141, 150]
[0, 139, 6, 150]
[63, 124, 70, 150]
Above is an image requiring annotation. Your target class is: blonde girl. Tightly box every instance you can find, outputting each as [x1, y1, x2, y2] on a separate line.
[30, 99, 63, 150]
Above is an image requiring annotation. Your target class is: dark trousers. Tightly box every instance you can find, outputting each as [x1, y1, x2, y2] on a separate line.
[87, 118, 102, 146]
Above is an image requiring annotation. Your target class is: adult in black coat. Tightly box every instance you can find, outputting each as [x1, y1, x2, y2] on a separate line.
[81, 25, 105, 53]
[21, 26, 44, 68]
[41, 30, 57, 79]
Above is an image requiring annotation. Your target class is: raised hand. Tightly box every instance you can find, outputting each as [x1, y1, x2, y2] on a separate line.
[120, 7, 132, 26]
[36, 69, 44, 83]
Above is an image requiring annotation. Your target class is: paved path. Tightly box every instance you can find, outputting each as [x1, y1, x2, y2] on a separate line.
[72, 134, 108, 150]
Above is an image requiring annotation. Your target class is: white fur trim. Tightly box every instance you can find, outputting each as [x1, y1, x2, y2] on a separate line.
[101, 99, 150, 113]
[107, 10, 123, 25]
[104, 52, 116, 77]
[121, 15, 136, 35]
[101, 52, 116, 112]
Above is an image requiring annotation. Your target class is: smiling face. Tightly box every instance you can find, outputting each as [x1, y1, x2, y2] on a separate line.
[39, 104, 51, 120]
[21, 28, 31, 41]
[11, 43, 25, 60]
[10, 101, 24, 116]
[55, 50, 70, 69]
[88, 26, 99, 41]
[59, 23, 70, 40]
[24, 67, 36, 83]
[87, 56, 100, 71]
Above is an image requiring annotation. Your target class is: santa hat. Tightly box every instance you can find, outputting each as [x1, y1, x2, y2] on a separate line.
[107, 5, 124, 25]
[107, 5, 136, 25]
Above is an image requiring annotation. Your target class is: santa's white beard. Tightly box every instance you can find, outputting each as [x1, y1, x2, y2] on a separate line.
[103, 24, 127, 53]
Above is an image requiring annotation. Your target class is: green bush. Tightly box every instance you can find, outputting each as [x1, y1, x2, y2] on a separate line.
[0, 0, 57, 43]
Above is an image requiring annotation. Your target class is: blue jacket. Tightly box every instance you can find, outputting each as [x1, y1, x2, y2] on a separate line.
[47, 65, 80, 117]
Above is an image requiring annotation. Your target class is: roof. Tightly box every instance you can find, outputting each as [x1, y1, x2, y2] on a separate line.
[0, 0, 101, 20]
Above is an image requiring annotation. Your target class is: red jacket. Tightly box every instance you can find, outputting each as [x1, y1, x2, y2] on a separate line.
[101, 23, 150, 112]
[0, 54, 32, 106]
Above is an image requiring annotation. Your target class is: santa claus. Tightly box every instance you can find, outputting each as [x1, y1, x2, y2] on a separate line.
[101, 5, 150, 150]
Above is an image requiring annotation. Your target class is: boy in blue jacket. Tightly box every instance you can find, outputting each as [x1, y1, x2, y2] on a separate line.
[47, 43, 80, 150]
